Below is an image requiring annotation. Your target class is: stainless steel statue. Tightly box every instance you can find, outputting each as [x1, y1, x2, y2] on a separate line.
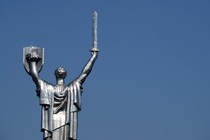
[23, 11, 99, 140]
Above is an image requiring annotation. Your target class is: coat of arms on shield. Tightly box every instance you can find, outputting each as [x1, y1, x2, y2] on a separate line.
[23, 46, 44, 74]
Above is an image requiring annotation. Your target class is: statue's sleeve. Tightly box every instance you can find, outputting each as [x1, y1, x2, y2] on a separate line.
[68, 80, 83, 111]
[38, 80, 54, 106]
[74, 81, 83, 110]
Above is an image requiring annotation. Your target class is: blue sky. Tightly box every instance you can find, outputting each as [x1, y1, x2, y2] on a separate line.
[0, 0, 210, 140]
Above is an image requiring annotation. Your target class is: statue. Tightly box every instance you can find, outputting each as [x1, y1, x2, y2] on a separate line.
[23, 11, 99, 140]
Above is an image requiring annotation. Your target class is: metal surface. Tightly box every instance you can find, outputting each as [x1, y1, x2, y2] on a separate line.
[23, 46, 44, 74]
[23, 11, 99, 140]
[90, 11, 99, 52]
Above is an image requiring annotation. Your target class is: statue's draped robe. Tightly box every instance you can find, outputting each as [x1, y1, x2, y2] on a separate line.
[37, 79, 83, 140]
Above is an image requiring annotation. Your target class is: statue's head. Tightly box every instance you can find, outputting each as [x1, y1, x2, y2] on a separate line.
[55, 67, 67, 79]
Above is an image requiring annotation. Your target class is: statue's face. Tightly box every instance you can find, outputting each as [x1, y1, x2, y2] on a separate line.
[55, 67, 67, 79]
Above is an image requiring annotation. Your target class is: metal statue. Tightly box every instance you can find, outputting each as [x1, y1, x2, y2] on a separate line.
[23, 11, 99, 140]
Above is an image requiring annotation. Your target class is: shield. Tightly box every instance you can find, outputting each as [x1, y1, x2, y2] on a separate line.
[23, 46, 44, 75]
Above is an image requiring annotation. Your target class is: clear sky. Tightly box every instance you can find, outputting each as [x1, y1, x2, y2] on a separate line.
[0, 0, 210, 140]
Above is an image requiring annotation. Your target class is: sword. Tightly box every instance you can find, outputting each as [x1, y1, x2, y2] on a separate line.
[90, 11, 99, 52]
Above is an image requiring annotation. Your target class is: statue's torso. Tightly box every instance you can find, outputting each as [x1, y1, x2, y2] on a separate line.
[53, 84, 68, 129]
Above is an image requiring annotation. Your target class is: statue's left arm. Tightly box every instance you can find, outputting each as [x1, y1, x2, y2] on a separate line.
[76, 49, 99, 85]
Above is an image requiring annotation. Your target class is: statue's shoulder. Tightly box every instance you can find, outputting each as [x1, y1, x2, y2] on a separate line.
[38, 79, 55, 88]
[67, 79, 83, 92]
[67, 79, 81, 87]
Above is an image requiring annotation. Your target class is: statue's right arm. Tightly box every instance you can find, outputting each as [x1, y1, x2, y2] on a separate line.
[29, 60, 50, 109]
[28, 60, 41, 87]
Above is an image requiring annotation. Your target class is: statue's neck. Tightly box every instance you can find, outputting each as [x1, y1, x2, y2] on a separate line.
[56, 78, 65, 85]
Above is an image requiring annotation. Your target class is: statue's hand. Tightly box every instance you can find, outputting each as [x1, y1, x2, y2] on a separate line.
[26, 51, 40, 62]
[90, 47, 99, 56]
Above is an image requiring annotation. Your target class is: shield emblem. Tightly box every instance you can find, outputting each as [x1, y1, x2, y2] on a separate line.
[23, 46, 44, 75]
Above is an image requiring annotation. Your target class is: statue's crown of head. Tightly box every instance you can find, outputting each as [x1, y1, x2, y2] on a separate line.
[55, 67, 67, 79]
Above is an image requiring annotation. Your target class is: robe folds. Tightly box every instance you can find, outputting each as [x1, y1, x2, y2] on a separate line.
[37, 79, 83, 140]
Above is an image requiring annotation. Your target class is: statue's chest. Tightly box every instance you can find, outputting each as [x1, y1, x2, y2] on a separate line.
[54, 85, 67, 97]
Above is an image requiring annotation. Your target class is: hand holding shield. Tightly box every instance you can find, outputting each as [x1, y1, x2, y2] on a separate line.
[23, 46, 44, 75]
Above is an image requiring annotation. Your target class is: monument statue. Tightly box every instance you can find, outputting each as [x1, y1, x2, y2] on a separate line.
[23, 11, 99, 140]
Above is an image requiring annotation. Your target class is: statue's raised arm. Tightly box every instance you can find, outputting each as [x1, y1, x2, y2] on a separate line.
[27, 52, 41, 86]
[76, 48, 99, 85]
[23, 47, 44, 87]
[76, 11, 99, 85]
